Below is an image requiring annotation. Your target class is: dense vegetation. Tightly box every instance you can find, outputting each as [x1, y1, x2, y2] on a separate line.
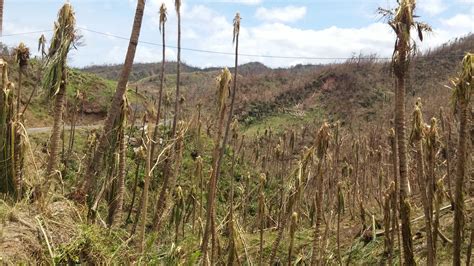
[0, 0, 473, 265]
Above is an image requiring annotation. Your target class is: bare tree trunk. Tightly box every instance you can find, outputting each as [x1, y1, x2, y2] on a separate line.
[383, 187, 393, 266]
[150, 19, 166, 160]
[0, 0, 3, 35]
[13, 70, 23, 198]
[153, 131, 184, 235]
[310, 162, 324, 265]
[67, 97, 78, 162]
[201, 101, 227, 263]
[171, 10, 181, 137]
[389, 128, 402, 265]
[81, 0, 146, 202]
[126, 161, 141, 225]
[269, 193, 295, 264]
[46, 72, 66, 179]
[202, 20, 240, 264]
[108, 126, 126, 227]
[258, 188, 265, 266]
[288, 212, 297, 266]
[16, 70, 22, 119]
[395, 75, 415, 265]
[227, 142, 237, 265]
[414, 130, 435, 265]
[139, 137, 151, 253]
[453, 100, 468, 266]
[152, 155, 171, 231]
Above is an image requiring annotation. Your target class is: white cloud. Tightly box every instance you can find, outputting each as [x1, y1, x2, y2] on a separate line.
[415, 12, 474, 52]
[255, 6, 307, 23]
[441, 14, 473, 30]
[139, 1, 474, 69]
[418, 0, 446, 16]
[105, 44, 176, 65]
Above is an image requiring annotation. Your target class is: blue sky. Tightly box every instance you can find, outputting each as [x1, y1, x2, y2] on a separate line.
[3, 0, 473, 68]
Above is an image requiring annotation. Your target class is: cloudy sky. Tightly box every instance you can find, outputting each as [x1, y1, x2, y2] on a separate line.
[3, 0, 473, 68]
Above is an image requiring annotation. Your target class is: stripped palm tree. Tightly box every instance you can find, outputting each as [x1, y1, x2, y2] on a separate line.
[150, 1, 182, 227]
[410, 99, 435, 265]
[79, 0, 146, 207]
[43, 3, 77, 183]
[451, 53, 472, 266]
[171, 0, 181, 137]
[149, 4, 168, 230]
[310, 122, 330, 265]
[11, 43, 30, 198]
[0, 59, 22, 198]
[150, 3, 167, 160]
[38, 34, 47, 60]
[14, 43, 30, 118]
[200, 68, 232, 264]
[107, 95, 130, 227]
[0, 0, 3, 35]
[379, 1, 431, 263]
[21, 37, 45, 115]
[202, 12, 242, 263]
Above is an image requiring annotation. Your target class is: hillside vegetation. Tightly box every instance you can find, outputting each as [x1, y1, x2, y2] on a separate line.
[0, 1, 472, 264]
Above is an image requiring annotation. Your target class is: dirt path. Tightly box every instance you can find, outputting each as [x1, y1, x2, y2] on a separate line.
[26, 124, 101, 134]
[26, 120, 170, 134]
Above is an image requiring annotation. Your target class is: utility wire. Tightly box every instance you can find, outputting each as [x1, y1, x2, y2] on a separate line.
[2, 27, 468, 61]
[76, 28, 469, 61]
[1, 29, 53, 37]
[79, 27, 389, 60]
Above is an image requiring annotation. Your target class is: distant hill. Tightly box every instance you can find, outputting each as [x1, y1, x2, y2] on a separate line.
[130, 34, 473, 134]
[1, 34, 471, 129]
[81, 61, 274, 82]
[81, 61, 201, 82]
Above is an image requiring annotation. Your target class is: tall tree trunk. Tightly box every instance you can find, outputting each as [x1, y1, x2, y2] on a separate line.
[125, 160, 141, 225]
[46, 71, 66, 178]
[201, 98, 227, 263]
[16, 70, 22, 119]
[0, 0, 3, 35]
[152, 130, 184, 235]
[150, 20, 166, 160]
[171, 10, 181, 137]
[14, 70, 23, 197]
[389, 128, 403, 265]
[201, 19, 240, 263]
[80, 0, 146, 202]
[453, 99, 468, 266]
[139, 137, 151, 253]
[413, 127, 435, 265]
[395, 75, 415, 265]
[107, 126, 126, 227]
[310, 162, 324, 265]
[151, 155, 171, 231]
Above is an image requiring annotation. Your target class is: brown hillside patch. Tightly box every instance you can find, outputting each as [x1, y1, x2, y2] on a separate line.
[0, 200, 80, 264]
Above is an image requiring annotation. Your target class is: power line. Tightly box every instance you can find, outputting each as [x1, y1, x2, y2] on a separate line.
[1, 27, 468, 61]
[1, 29, 53, 37]
[76, 28, 467, 61]
[79, 27, 379, 60]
